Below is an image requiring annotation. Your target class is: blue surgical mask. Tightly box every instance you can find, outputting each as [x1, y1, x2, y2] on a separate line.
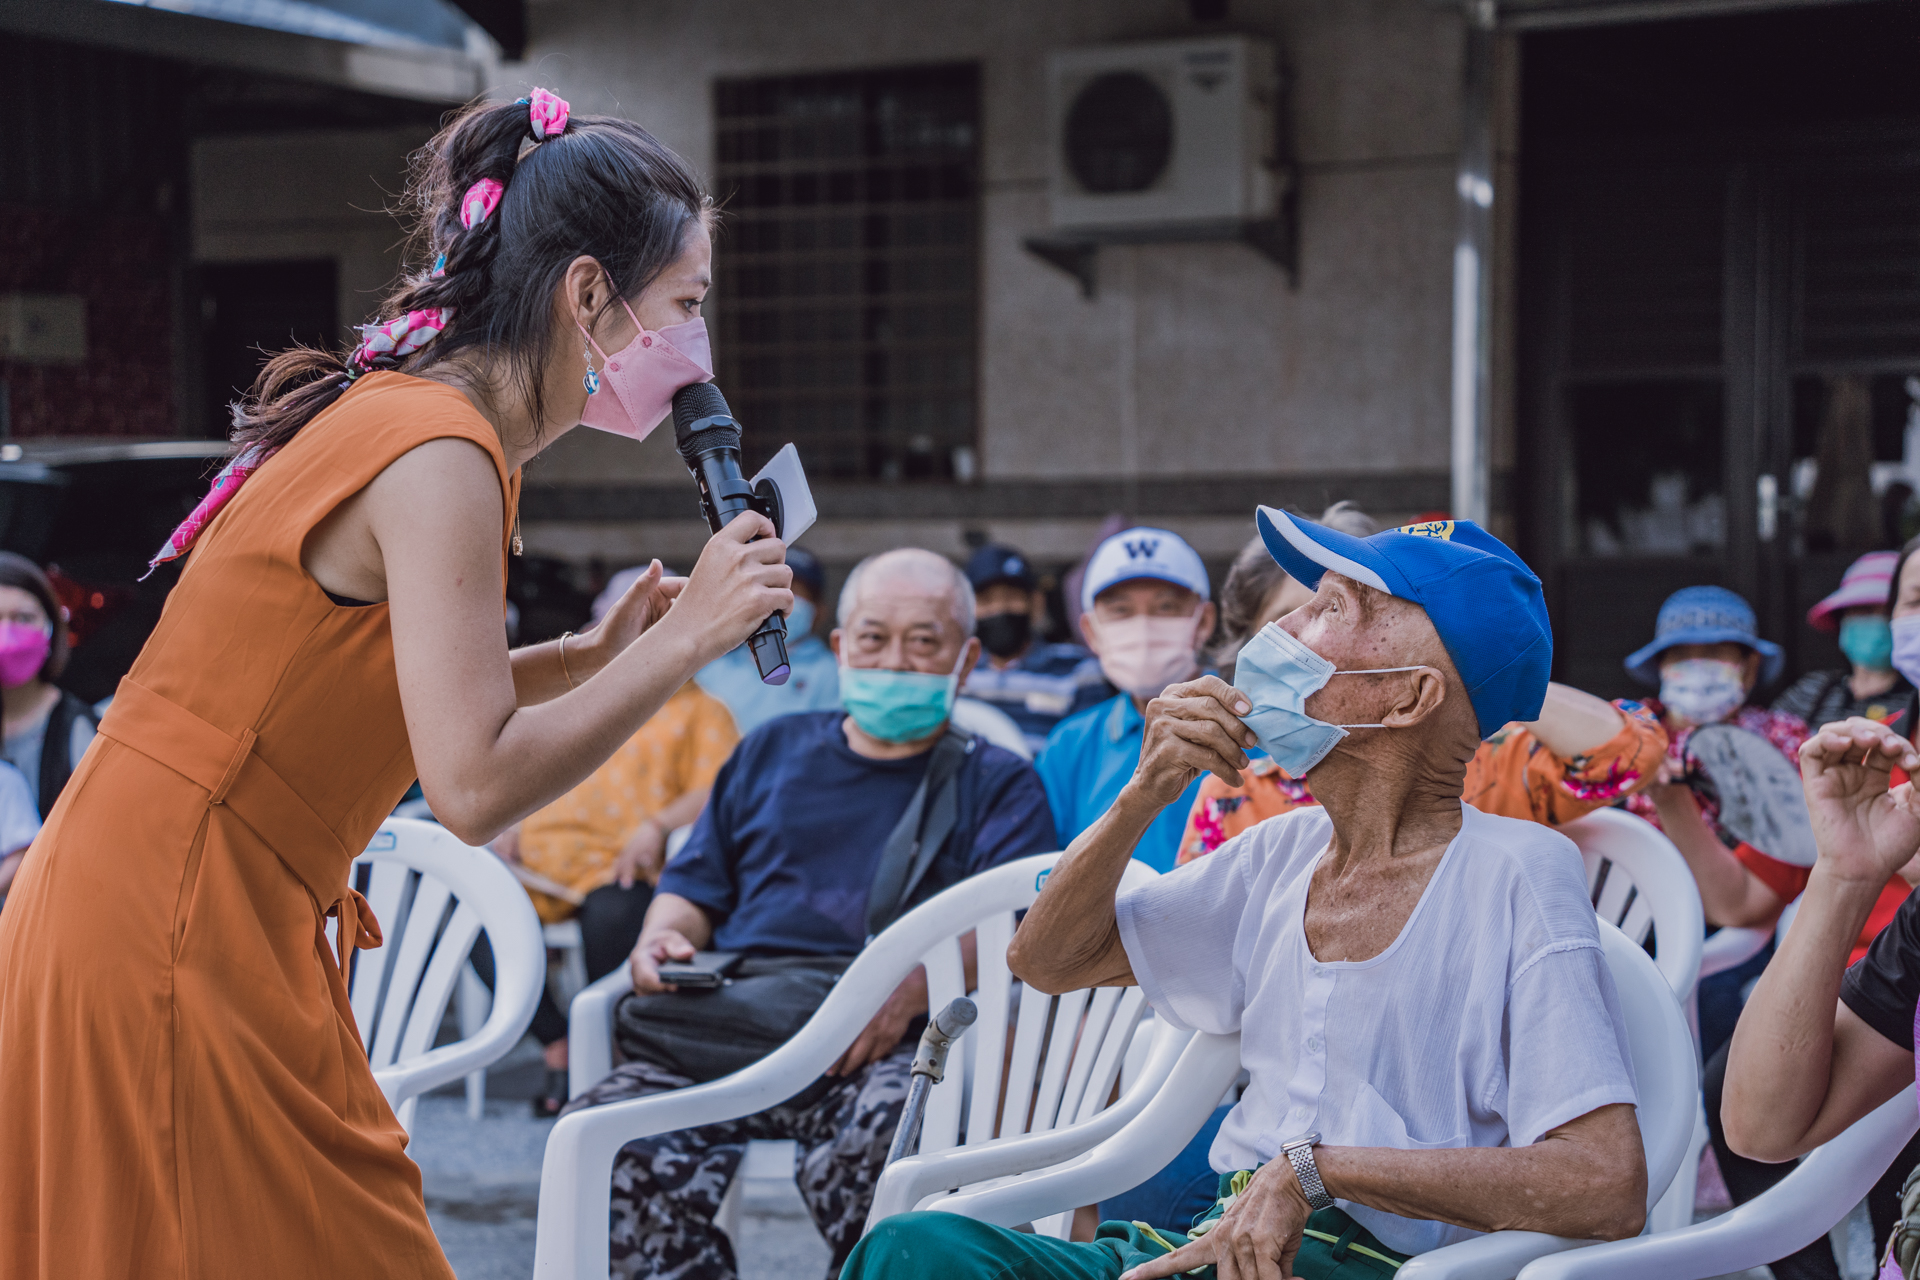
[839, 647, 966, 743]
[787, 598, 817, 640]
[1233, 624, 1420, 776]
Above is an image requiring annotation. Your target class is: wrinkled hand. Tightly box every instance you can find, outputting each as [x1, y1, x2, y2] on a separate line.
[586, 560, 686, 668]
[1800, 716, 1920, 887]
[1120, 1160, 1310, 1280]
[629, 928, 698, 995]
[612, 818, 667, 889]
[662, 511, 793, 665]
[1127, 676, 1256, 809]
[829, 971, 924, 1077]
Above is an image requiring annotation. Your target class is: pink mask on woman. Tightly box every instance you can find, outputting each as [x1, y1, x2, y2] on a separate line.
[0, 623, 50, 689]
[578, 297, 713, 441]
[1086, 611, 1203, 700]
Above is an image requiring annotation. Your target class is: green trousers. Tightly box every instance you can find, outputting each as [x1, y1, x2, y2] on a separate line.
[841, 1173, 1410, 1280]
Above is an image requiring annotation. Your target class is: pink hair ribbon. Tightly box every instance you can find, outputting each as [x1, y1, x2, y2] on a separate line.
[144, 445, 273, 577]
[522, 87, 570, 139]
[460, 178, 503, 230]
[350, 308, 451, 373]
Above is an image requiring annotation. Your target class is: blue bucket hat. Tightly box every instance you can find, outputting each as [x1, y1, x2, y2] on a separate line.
[1254, 509, 1551, 738]
[1624, 585, 1783, 688]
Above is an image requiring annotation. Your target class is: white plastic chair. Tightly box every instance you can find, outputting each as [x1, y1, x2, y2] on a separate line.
[348, 818, 545, 1132]
[870, 921, 1698, 1280]
[1519, 1084, 1920, 1280]
[532, 851, 1180, 1280]
[1562, 807, 1707, 1233]
[951, 697, 1034, 760]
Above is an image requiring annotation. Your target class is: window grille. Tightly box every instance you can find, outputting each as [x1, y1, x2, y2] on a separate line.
[713, 63, 980, 481]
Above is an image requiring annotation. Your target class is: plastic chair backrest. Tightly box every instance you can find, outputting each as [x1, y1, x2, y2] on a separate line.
[1563, 807, 1705, 1000]
[347, 818, 544, 1128]
[918, 854, 1161, 1155]
[1595, 919, 1698, 1213]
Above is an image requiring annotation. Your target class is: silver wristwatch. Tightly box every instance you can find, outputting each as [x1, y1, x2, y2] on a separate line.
[1281, 1131, 1334, 1211]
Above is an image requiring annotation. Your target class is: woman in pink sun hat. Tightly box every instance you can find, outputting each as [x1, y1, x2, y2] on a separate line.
[1775, 550, 1910, 733]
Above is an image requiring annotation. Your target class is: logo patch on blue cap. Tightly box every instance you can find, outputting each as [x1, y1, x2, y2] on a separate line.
[1123, 536, 1161, 561]
[1399, 520, 1455, 541]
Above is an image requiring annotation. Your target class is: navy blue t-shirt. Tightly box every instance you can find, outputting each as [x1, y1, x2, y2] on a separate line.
[658, 711, 1056, 955]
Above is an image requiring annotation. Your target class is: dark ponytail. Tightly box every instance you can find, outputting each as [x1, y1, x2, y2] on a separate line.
[230, 94, 710, 454]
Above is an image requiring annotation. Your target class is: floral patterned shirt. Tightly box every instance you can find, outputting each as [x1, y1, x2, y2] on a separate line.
[1178, 700, 1668, 864]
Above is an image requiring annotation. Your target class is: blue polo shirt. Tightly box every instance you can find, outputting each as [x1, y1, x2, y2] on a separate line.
[695, 633, 841, 736]
[1035, 692, 1201, 873]
[660, 711, 1056, 955]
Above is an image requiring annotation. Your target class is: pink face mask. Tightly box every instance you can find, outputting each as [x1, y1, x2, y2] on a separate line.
[1086, 611, 1202, 700]
[0, 623, 50, 689]
[578, 296, 713, 441]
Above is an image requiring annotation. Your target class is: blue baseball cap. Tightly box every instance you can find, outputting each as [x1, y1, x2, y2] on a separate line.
[1624, 585, 1782, 688]
[1081, 527, 1210, 613]
[1255, 508, 1551, 739]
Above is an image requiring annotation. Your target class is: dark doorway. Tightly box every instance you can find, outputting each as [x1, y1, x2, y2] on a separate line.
[1519, 0, 1920, 700]
[199, 260, 339, 438]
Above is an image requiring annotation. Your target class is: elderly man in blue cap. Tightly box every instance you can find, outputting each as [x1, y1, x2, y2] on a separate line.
[844, 514, 1646, 1280]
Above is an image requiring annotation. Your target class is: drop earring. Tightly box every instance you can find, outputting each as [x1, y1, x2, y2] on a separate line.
[583, 342, 601, 395]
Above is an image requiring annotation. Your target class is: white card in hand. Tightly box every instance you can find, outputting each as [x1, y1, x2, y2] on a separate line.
[750, 443, 816, 543]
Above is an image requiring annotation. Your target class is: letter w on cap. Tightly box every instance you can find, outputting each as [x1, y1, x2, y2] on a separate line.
[1124, 537, 1161, 559]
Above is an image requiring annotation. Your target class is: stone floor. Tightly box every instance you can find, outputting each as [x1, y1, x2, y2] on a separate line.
[410, 1037, 830, 1280]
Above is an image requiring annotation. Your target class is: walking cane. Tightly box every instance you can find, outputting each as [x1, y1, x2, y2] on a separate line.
[885, 997, 978, 1166]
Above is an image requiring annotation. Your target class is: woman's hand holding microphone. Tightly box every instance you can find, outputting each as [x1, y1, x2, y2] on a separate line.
[652, 509, 794, 669]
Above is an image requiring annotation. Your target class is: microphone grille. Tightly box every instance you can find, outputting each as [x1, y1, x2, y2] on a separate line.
[672, 381, 732, 441]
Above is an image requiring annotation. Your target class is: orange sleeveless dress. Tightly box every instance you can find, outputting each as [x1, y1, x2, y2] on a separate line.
[0, 373, 518, 1279]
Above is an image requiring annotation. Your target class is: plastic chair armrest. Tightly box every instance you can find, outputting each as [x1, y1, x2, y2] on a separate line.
[1519, 1084, 1920, 1280]
[864, 1023, 1195, 1227]
[1397, 1231, 1591, 1280]
[913, 1033, 1243, 1229]
[568, 967, 633, 1099]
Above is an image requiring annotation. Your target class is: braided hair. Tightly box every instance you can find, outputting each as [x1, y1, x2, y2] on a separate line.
[230, 92, 710, 456]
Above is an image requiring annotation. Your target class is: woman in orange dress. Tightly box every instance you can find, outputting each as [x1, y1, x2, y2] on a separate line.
[0, 92, 791, 1279]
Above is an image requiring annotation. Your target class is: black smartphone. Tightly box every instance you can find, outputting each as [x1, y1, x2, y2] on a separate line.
[656, 951, 742, 990]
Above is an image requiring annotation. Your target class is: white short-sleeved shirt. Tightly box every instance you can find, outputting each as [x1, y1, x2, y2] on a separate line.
[1116, 803, 1637, 1255]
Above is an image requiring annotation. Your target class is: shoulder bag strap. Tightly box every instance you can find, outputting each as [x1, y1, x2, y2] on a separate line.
[864, 729, 977, 941]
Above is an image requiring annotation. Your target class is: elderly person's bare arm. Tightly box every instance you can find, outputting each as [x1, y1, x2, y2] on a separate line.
[1723, 716, 1920, 1161]
[1007, 676, 1255, 994]
[1519, 682, 1627, 758]
[1120, 1104, 1645, 1280]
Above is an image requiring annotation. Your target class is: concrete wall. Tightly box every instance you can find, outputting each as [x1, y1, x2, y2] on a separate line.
[187, 2, 1474, 579]
[507, 0, 1468, 571]
[192, 127, 434, 343]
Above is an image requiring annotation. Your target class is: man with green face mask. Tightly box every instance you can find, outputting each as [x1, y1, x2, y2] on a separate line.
[566, 547, 1056, 1280]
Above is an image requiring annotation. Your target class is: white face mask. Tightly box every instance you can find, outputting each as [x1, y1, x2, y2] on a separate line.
[1659, 657, 1747, 728]
[1086, 609, 1202, 700]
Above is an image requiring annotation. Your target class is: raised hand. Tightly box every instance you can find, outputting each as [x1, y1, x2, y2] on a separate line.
[588, 560, 686, 664]
[1799, 716, 1920, 888]
[1129, 675, 1258, 808]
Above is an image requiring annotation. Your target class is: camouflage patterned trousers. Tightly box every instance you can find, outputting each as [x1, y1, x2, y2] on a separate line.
[560, 1045, 915, 1280]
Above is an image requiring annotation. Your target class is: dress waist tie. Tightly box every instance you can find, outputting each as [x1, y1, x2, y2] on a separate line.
[96, 678, 384, 984]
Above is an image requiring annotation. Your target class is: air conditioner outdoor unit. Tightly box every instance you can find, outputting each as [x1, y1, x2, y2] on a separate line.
[1047, 34, 1280, 232]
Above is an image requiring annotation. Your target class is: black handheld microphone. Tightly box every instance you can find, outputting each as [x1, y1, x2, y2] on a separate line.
[672, 382, 790, 686]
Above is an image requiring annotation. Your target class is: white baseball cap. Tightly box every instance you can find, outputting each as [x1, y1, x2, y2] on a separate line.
[1080, 527, 1210, 613]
